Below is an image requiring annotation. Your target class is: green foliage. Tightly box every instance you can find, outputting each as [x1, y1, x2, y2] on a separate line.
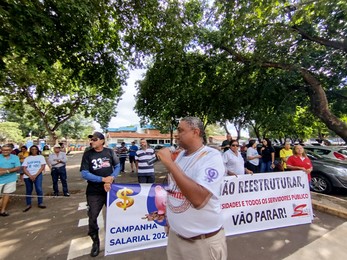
[212, 0, 347, 139]
[1, 0, 346, 142]
[1, 101, 94, 141]
[57, 114, 94, 140]
[134, 0, 347, 142]
[135, 51, 235, 129]
[0, 0, 127, 141]
[0, 122, 24, 143]
[205, 124, 226, 137]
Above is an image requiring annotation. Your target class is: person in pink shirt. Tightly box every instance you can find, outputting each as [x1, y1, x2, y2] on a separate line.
[286, 145, 313, 182]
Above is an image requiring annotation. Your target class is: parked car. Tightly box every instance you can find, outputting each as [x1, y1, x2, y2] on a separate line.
[150, 143, 172, 151]
[307, 150, 347, 194]
[274, 146, 347, 194]
[303, 145, 347, 162]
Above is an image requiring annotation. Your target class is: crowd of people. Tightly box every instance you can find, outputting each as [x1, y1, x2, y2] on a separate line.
[1, 124, 313, 259]
[208, 134, 312, 181]
[80, 125, 313, 258]
[80, 122, 229, 258]
[0, 143, 69, 216]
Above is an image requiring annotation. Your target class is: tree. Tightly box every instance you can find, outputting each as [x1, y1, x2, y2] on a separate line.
[134, 0, 347, 142]
[210, 0, 347, 141]
[0, 0, 128, 142]
[0, 101, 47, 139]
[58, 114, 94, 140]
[205, 124, 226, 137]
[0, 122, 23, 143]
[135, 52, 232, 130]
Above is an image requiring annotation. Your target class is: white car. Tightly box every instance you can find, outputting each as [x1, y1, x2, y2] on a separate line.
[303, 145, 347, 162]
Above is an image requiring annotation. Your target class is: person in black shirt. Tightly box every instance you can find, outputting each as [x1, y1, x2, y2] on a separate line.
[259, 138, 275, 173]
[80, 132, 120, 257]
[220, 133, 232, 152]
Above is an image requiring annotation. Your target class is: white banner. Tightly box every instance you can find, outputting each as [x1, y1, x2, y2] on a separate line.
[221, 171, 313, 236]
[105, 171, 312, 256]
[105, 184, 168, 256]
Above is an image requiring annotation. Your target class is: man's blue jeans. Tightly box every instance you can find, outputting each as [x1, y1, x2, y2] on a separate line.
[51, 166, 69, 195]
[24, 173, 43, 205]
[119, 157, 126, 172]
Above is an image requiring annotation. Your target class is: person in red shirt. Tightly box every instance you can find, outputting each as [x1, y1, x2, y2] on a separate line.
[286, 145, 313, 182]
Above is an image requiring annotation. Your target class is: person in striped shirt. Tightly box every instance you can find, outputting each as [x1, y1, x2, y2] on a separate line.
[135, 139, 156, 183]
[117, 142, 128, 173]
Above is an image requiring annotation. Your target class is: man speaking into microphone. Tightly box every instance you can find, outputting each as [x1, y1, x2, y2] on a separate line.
[157, 117, 227, 260]
[135, 138, 156, 183]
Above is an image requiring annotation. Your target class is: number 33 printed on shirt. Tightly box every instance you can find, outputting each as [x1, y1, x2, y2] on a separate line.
[92, 158, 103, 170]
[92, 158, 111, 170]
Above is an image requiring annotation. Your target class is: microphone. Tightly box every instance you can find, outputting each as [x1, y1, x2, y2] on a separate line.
[147, 146, 176, 165]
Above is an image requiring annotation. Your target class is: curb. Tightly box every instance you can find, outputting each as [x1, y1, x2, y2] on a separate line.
[311, 199, 347, 220]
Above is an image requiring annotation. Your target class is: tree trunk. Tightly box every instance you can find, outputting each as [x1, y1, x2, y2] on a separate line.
[301, 69, 347, 143]
[46, 128, 58, 145]
[233, 121, 241, 141]
[251, 125, 261, 142]
[170, 127, 174, 146]
[223, 121, 230, 135]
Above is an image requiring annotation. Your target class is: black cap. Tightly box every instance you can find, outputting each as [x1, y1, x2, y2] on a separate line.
[88, 131, 105, 140]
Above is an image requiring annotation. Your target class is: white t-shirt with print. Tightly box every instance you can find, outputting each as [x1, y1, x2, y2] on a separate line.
[223, 149, 245, 175]
[22, 155, 46, 178]
[166, 146, 225, 238]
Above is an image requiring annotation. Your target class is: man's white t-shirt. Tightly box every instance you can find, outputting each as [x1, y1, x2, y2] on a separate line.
[223, 149, 245, 175]
[22, 155, 46, 178]
[247, 147, 260, 166]
[166, 146, 225, 238]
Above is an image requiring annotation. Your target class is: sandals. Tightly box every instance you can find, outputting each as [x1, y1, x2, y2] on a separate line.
[23, 205, 32, 212]
[0, 212, 10, 216]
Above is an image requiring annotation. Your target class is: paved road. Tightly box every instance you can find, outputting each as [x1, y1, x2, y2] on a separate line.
[1, 152, 346, 260]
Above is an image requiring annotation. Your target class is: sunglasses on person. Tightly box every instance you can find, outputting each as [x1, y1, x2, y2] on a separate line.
[90, 138, 99, 142]
[231, 144, 239, 147]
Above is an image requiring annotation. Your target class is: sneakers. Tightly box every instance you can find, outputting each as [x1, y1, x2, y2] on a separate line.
[38, 204, 47, 209]
[0, 212, 9, 217]
[64, 193, 70, 197]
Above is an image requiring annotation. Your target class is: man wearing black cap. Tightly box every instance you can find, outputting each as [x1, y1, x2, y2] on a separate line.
[80, 131, 120, 257]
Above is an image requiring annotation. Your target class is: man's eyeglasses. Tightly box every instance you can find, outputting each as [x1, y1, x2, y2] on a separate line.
[231, 144, 239, 147]
[91, 138, 99, 142]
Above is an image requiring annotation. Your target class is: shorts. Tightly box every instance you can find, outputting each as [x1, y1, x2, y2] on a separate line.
[129, 156, 136, 163]
[0, 181, 16, 195]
